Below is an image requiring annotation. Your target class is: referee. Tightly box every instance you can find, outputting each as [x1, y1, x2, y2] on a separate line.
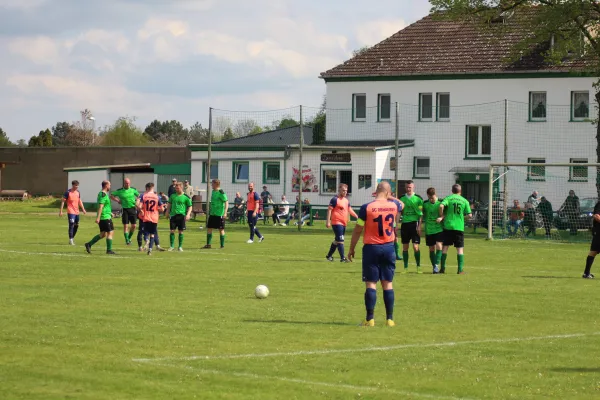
[203, 179, 229, 249]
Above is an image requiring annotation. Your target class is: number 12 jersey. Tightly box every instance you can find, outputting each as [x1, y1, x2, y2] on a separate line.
[357, 199, 402, 245]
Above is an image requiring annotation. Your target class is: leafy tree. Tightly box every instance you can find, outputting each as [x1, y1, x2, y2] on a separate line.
[143, 119, 163, 141]
[51, 122, 73, 146]
[143, 119, 190, 145]
[352, 46, 371, 57]
[16, 139, 26, 147]
[276, 116, 300, 129]
[249, 126, 263, 135]
[99, 116, 149, 146]
[233, 119, 261, 137]
[0, 127, 13, 146]
[28, 129, 52, 147]
[188, 122, 210, 144]
[28, 136, 41, 147]
[311, 96, 326, 145]
[222, 127, 235, 141]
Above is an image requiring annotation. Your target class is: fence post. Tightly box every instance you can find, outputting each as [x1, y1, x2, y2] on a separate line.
[394, 102, 399, 197]
[487, 164, 494, 240]
[298, 105, 304, 231]
[502, 100, 508, 229]
[206, 107, 212, 221]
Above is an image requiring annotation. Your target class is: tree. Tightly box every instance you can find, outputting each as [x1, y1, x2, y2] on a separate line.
[143, 119, 190, 145]
[16, 139, 26, 147]
[311, 96, 326, 145]
[276, 116, 300, 130]
[28, 129, 52, 147]
[222, 127, 235, 141]
[249, 126, 263, 135]
[143, 119, 163, 141]
[188, 122, 210, 144]
[428, 0, 600, 194]
[233, 119, 261, 137]
[352, 46, 371, 57]
[51, 122, 73, 146]
[0, 127, 13, 146]
[99, 116, 149, 146]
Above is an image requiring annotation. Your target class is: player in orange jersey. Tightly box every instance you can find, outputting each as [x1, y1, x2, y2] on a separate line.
[138, 182, 163, 255]
[59, 180, 86, 245]
[325, 184, 358, 262]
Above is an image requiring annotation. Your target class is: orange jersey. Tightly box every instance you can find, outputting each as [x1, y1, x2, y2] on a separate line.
[63, 189, 81, 215]
[357, 199, 402, 245]
[140, 192, 161, 223]
[247, 191, 260, 212]
[328, 196, 351, 226]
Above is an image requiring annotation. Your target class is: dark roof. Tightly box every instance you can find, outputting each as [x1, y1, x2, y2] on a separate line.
[321, 9, 595, 79]
[320, 140, 414, 148]
[214, 125, 313, 146]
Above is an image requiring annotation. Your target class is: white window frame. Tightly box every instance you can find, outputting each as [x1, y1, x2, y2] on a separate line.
[419, 93, 433, 122]
[378, 94, 391, 121]
[569, 158, 588, 182]
[529, 91, 547, 121]
[413, 157, 430, 179]
[233, 161, 249, 183]
[571, 91, 590, 121]
[202, 161, 218, 183]
[527, 158, 546, 182]
[321, 166, 352, 195]
[465, 125, 492, 159]
[352, 94, 366, 122]
[436, 93, 450, 121]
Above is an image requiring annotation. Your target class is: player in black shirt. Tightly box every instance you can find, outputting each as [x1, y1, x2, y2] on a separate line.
[583, 200, 600, 278]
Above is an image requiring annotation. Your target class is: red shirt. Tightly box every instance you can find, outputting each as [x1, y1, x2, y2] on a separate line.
[247, 191, 260, 212]
[329, 196, 351, 226]
[63, 190, 81, 215]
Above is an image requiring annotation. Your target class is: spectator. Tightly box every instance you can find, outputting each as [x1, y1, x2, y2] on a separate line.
[507, 199, 524, 236]
[559, 190, 580, 235]
[273, 195, 289, 225]
[538, 196, 553, 237]
[283, 196, 300, 226]
[524, 202, 537, 237]
[158, 192, 169, 214]
[260, 186, 271, 205]
[295, 198, 312, 226]
[183, 180, 194, 198]
[167, 178, 177, 197]
[230, 192, 245, 222]
[527, 190, 540, 208]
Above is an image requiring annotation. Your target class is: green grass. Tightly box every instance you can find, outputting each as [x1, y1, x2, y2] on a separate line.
[1, 203, 599, 399]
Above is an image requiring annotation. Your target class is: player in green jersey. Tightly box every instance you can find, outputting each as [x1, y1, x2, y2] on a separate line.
[203, 179, 229, 249]
[422, 187, 444, 274]
[437, 184, 472, 274]
[110, 178, 140, 246]
[166, 182, 192, 251]
[85, 180, 116, 255]
[399, 181, 424, 274]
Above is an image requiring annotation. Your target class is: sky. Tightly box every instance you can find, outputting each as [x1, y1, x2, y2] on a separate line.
[0, 0, 431, 141]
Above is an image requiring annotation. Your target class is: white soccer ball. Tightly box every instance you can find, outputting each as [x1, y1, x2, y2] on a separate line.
[255, 285, 269, 299]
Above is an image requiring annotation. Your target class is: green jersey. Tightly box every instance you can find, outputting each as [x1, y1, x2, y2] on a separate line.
[441, 194, 472, 232]
[400, 194, 424, 223]
[169, 193, 192, 216]
[111, 187, 140, 209]
[210, 189, 228, 217]
[97, 191, 112, 220]
[423, 199, 443, 235]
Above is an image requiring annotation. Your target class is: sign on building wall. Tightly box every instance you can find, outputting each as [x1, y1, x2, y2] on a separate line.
[321, 153, 351, 163]
[358, 174, 372, 189]
[292, 165, 319, 193]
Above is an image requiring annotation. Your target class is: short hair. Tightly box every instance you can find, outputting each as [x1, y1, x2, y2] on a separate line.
[176, 182, 183, 188]
[451, 184, 461, 194]
[339, 183, 348, 190]
[212, 179, 221, 186]
[376, 181, 391, 194]
[426, 187, 436, 196]
[406, 180, 414, 186]
[101, 180, 109, 189]
[71, 180, 79, 186]
[145, 182, 155, 190]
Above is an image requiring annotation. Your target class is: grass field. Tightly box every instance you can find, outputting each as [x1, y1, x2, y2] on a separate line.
[1, 200, 600, 399]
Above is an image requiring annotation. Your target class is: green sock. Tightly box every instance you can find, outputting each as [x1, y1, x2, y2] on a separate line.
[458, 254, 465, 273]
[220, 234, 225, 247]
[441, 254, 447, 271]
[207, 233, 213, 245]
[107, 239, 113, 251]
[88, 234, 101, 247]
[435, 250, 443, 266]
[403, 251, 409, 269]
[124, 232, 129, 243]
[415, 250, 421, 267]
[429, 251, 435, 267]
[170, 233, 175, 248]
[128, 231, 134, 240]
[178, 234, 184, 248]
[394, 242, 401, 259]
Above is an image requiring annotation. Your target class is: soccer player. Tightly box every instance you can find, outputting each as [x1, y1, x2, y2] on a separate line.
[136, 195, 165, 252]
[422, 187, 443, 274]
[166, 182, 192, 251]
[59, 180, 86, 245]
[84, 180, 116, 255]
[203, 179, 229, 249]
[436, 184, 472, 274]
[138, 182, 162, 256]
[325, 183, 357, 262]
[582, 199, 600, 278]
[399, 181, 424, 273]
[246, 182, 264, 244]
[348, 181, 402, 327]
[111, 178, 140, 246]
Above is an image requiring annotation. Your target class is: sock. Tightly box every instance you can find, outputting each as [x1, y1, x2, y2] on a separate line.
[124, 232, 129, 243]
[337, 243, 345, 259]
[429, 251, 435, 267]
[207, 233, 213, 245]
[178, 234, 184, 248]
[220, 234, 225, 247]
[403, 251, 409, 269]
[72, 223, 79, 238]
[170, 233, 175, 248]
[149, 236, 154, 249]
[107, 239, 113, 251]
[137, 230, 143, 247]
[327, 242, 337, 257]
[128, 231, 135, 241]
[436, 250, 443, 266]
[457, 254, 465, 272]
[154, 234, 160, 246]
[414, 250, 421, 267]
[88, 234, 101, 247]
[585, 256, 595, 275]
[441, 254, 447, 271]
[364, 288, 377, 321]
[394, 242, 400, 258]
[383, 289, 395, 320]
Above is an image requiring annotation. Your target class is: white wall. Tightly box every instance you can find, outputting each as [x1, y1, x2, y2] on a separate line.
[109, 172, 155, 193]
[67, 169, 109, 204]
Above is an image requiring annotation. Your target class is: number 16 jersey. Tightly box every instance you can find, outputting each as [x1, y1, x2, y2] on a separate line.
[357, 199, 402, 245]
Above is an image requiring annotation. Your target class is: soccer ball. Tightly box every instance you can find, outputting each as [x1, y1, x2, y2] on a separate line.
[255, 285, 269, 299]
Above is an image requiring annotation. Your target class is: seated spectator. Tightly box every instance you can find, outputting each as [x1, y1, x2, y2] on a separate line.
[283, 196, 300, 226]
[507, 199, 524, 236]
[230, 192, 245, 222]
[295, 198, 312, 226]
[273, 195, 289, 225]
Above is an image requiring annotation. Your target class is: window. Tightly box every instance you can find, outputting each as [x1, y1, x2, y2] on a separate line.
[353, 94, 366, 121]
[378, 94, 391, 121]
[527, 158, 546, 181]
[202, 161, 218, 182]
[570, 158, 588, 182]
[465, 125, 492, 159]
[437, 93, 450, 121]
[263, 162, 280, 184]
[413, 157, 430, 179]
[232, 161, 249, 183]
[529, 92, 547, 121]
[321, 168, 352, 194]
[419, 93, 433, 121]
[572, 91, 589, 121]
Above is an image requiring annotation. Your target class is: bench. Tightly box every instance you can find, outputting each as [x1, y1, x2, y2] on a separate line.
[191, 195, 205, 219]
[0, 190, 29, 201]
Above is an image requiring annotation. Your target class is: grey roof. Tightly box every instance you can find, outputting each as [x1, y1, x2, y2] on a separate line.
[214, 125, 313, 146]
[320, 140, 414, 148]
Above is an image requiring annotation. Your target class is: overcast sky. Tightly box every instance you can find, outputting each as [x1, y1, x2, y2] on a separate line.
[0, 0, 431, 141]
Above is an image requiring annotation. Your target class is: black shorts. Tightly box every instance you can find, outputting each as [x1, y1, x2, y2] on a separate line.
[590, 233, 600, 252]
[98, 219, 114, 233]
[121, 208, 138, 225]
[426, 232, 444, 247]
[169, 214, 186, 231]
[400, 222, 420, 244]
[443, 230, 465, 248]
[144, 222, 158, 235]
[207, 215, 225, 230]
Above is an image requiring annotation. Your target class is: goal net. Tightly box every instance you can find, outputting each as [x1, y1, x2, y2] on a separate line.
[486, 163, 600, 243]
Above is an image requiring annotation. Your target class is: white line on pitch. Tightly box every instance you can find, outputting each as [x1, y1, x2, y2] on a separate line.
[0, 249, 138, 259]
[133, 331, 600, 363]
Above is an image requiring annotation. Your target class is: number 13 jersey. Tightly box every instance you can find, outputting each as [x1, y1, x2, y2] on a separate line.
[357, 199, 402, 245]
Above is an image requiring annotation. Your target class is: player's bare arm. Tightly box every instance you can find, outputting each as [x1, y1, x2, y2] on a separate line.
[326, 207, 332, 228]
[79, 199, 86, 214]
[594, 213, 600, 223]
[436, 204, 445, 223]
[96, 204, 104, 224]
[347, 224, 364, 262]
[223, 201, 229, 218]
[59, 198, 65, 217]
[349, 206, 358, 219]
[185, 206, 192, 221]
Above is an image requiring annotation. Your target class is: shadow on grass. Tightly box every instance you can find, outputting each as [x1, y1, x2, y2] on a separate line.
[522, 276, 583, 280]
[549, 367, 600, 373]
[242, 319, 355, 326]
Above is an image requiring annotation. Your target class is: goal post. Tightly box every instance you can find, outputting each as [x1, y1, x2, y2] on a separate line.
[487, 163, 600, 242]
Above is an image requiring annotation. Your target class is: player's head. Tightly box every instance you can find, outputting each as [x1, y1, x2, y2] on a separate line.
[248, 182, 255, 192]
[532, 190, 538, 197]
[211, 179, 220, 189]
[102, 180, 111, 191]
[338, 184, 348, 197]
[236, 192, 241, 198]
[569, 190, 575, 197]
[175, 182, 183, 194]
[451, 184, 461, 194]
[513, 199, 519, 206]
[426, 187, 436, 201]
[123, 178, 131, 189]
[375, 181, 391, 198]
[145, 182, 154, 192]
[541, 196, 547, 202]
[71, 180, 79, 190]
[405, 180, 414, 195]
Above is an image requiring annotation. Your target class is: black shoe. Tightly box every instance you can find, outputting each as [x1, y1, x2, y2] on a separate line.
[439, 268, 446, 274]
[582, 273, 595, 279]
[340, 258, 348, 263]
[326, 256, 334, 261]
[220, 246, 225, 249]
[85, 243, 91, 254]
[106, 250, 116, 255]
